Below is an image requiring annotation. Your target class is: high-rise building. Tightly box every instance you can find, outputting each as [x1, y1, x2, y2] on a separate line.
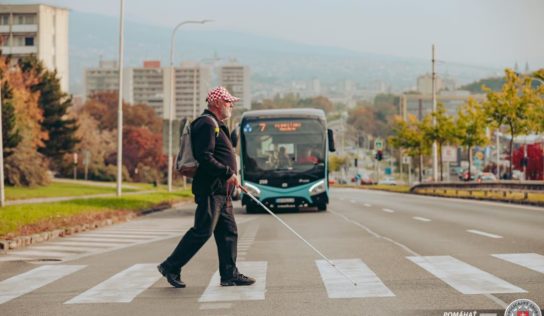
[163, 62, 212, 120]
[123, 60, 164, 116]
[0, 4, 69, 91]
[84, 60, 119, 99]
[218, 60, 251, 110]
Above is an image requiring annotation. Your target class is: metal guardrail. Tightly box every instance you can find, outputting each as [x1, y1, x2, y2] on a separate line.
[410, 181, 544, 193]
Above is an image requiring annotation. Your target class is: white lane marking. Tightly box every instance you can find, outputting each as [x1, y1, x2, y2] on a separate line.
[30, 246, 104, 253]
[199, 303, 233, 310]
[65, 264, 160, 304]
[198, 261, 267, 302]
[492, 253, 544, 274]
[63, 237, 135, 243]
[407, 256, 526, 294]
[316, 259, 394, 298]
[350, 200, 356, 204]
[7, 250, 80, 258]
[0, 265, 85, 304]
[364, 203, 372, 207]
[75, 234, 154, 239]
[382, 208, 395, 213]
[47, 241, 126, 247]
[413, 217, 431, 222]
[467, 229, 503, 239]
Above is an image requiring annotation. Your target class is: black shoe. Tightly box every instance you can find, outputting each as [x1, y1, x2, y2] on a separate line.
[220, 273, 256, 286]
[157, 264, 186, 288]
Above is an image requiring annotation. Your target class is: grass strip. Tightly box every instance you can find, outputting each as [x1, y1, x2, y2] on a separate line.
[0, 189, 193, 238]
[5, 182, 144, 201]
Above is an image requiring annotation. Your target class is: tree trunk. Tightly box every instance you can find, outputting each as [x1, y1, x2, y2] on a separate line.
[418, 152, 423, 182]
[509, 137, 514, 177]
[439, 142, 444, 182]
[467, 146, 472, 181]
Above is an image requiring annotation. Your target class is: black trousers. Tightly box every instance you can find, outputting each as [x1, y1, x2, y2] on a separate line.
[163, 194, 239, 280]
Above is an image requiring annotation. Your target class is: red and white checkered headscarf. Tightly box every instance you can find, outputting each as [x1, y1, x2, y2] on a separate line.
[206, 86, 240, 103]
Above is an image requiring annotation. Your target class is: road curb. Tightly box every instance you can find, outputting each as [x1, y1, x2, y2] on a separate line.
[0, 201, 190, 253]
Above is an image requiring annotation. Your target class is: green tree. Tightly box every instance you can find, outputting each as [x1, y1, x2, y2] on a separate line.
[19, 56, 79, 170]
[528, 69, 544, 134]
[328, 155, 348, 173]
[0, 79, 22, 158]
[456, 98, 489, 179]
[421, 103, 456, 181]
[483, 69, 534, 176]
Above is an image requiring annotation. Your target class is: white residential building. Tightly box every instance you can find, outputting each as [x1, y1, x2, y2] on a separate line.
[218, 61, 251, 110]
[84, 60, 119, 99]
[0, 4, 69, 91]
[163, 62, 212, 120]
[123, 60, 164, 117]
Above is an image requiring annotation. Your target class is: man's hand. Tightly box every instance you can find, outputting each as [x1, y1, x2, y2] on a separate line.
[226, 174, 239, 189]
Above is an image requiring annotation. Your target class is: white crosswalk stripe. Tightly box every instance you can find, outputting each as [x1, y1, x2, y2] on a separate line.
[407, 255, 526, 294]
[65, 264, 161, 304]
[316, 259, 395, 298]
[0, 265, 86, 304]
[0, 253, 539, 305]
[492, 253, 544, 274]
[198, 261, 267, 302]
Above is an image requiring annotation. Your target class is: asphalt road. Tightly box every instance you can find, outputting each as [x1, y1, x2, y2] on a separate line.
[1, 188, 543, 316]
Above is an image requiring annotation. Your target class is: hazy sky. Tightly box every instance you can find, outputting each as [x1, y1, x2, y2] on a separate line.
[8, 0, 544, 68]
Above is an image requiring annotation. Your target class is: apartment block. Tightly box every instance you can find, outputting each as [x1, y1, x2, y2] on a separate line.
[123, 60, 164, 117]
[84, 60, 119, 99]
[0, 4, 69, 91]
[163, 62, 212, 120]
[218, 61, 251, 110]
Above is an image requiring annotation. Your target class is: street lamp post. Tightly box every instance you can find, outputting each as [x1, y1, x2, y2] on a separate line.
[0, 79, 4, 207]
[167, 19, 212, 192]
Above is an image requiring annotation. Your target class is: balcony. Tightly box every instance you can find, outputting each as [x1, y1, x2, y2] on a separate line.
[11, 25, 38, 33]
[1, 46, 37, 54]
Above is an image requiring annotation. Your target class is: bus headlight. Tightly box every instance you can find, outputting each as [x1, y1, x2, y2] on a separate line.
[309, 180, 326, 196]
[244, 183, 261, 197]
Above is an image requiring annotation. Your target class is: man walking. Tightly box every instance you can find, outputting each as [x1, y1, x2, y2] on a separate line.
[158, 86, 255, 288]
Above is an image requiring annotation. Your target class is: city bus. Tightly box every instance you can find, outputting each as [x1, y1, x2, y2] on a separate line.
[237, 108, 335, 213]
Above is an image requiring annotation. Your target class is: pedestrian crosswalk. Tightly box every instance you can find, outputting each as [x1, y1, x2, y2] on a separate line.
[0, 217, 255, 262]
[0, 253, 542, 305]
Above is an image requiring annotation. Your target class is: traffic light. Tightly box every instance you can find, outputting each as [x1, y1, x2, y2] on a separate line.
[375, 150, 383, 161]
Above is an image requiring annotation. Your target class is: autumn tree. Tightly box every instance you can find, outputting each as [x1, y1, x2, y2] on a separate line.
[18, 56, 79, 170]
[455, 98, 488, 179]
[483, 69, 535, 176]
[389, 115, 430, 182]
[1, 54, 49, 186]
[420, 103, 456, 181]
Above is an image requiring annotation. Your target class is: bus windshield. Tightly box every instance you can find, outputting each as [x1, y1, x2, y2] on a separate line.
[241, 118, 325, 176]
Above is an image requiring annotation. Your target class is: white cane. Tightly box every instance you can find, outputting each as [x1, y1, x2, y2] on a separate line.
[239, 185, 358, 286]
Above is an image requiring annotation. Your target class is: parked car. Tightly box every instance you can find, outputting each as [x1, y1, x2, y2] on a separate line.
[378, 177, 397, 185]
[477, 172, 497, 183]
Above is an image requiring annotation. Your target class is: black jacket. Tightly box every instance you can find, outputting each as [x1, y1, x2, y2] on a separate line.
[191, 110, 236, 196]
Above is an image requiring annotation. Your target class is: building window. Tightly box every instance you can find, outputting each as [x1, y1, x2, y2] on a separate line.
[14, 14, 36, 25]
[25, 37, 34, 46]
[0, 14, 9, 25]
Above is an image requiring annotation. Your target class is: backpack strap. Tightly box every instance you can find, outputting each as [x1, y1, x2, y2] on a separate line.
[199, 114, 220, 137]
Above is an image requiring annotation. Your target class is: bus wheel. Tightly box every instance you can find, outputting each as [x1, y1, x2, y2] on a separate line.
[317, 203, 327, 211]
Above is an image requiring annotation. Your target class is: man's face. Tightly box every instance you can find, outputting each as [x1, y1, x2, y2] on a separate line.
[218, 99, 234, 120]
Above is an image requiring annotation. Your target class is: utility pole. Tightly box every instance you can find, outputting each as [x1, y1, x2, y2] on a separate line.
[116, 0, 125, 197]
[431, 44, 438, 182]
[496, 130, 500, 179]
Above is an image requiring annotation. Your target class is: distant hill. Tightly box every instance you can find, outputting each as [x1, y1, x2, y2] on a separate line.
[69, 11, 501, 96]
[459, 77, 505, 93]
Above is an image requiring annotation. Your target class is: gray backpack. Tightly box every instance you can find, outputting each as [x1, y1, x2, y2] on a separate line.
[175, 114, 219, 178]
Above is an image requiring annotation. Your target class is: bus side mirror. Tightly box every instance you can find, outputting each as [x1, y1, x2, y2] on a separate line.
[327, 129, 336, 152]
[231, 125, 239, 148]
